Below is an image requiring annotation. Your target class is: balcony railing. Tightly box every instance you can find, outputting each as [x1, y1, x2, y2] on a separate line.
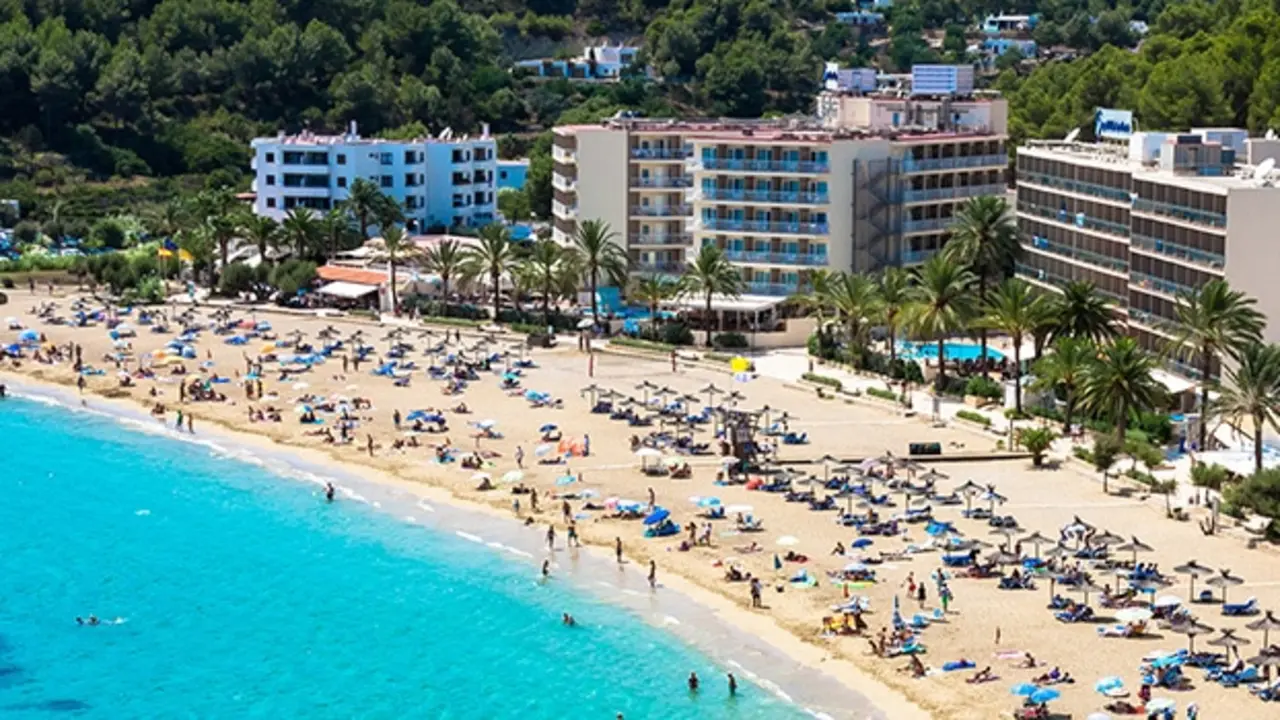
[1015, 262, 1127, 304]
[901, 183, 1007, 204]
[1018, 171, 1132, 204]
[1130, 271, 1199, 299]
[552, 174, 576, 192]
[630, 205, 691, 217]
[699, 188, 829, 204]
[901, 217, 952, 234]
[900, 248, 939, 265]
[631, 234, 692, 246]
[632, 176, 691, 188]
[631, 148, 690, 160]
[1017, 200, 1130, 238]
[1131, 197, 1226, 229]
[695, 158, 830, 173]
[745, 281, 807, 297]
[724, 250, 828, 266]
[1024, 238, 1129, 273]
[633, 260, 686, 273]
[902, 153, 1008, 173]
[1130, 233, 1225, 271]
[700, 218, 829, 234]
[1127, 309, 1182, 338]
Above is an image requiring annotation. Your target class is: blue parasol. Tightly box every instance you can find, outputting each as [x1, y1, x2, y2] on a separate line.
[1029, 688, 1060, 704]
[1010, 683, 1039, 697]
[643, 507, 670, 525]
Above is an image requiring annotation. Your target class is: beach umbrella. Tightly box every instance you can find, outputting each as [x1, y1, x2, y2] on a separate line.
[776, 535, 799, 547]
[700, 383, 724, 408]
[1061, 515, 1094, 547]
[1087, 714, 1113, 720]
[1174, 560, 1215, 602]
[1113, 535, 1155, 566]
[476, 419, 497, 429]
[501, 470, 524, 484]
[981, 485, 1006, 513]
[918, 468, 948, 484]
[1145, 698, 1175, 714]
[1028, 687, 1060, 704]
[816, 453, 840, 482]
[1009, 683, 1039, 697]
[850, 538, 873, 549]
[643, 507, 669, 525]
[534, 443, 554, 457]
[692, 496, 721, 509]
[1246, 611, 1280, 647]
[1207, 628, 1251, 657]
[576, 318, 595, 330]
[725, 390, 745, 407]
[1114, 607, 1153, 624]
[1094, 676, 1125, 696]
[1152, 595, 1182, 610]
[1245, 648, 1280, 670]
[539, 423, 558, 433]
[1092, 530, 1125, 547]
[580, 384, 601, 405]
[955, 479, 983, 515]
[1072, 581, 1106, 606]
[1020, 531, 1052, 558]
[1170, 620, 1214, 652]
[555, 473, 577, 486]
[987, 550, 1021, 567]
[635, 380, 658, 404]
[1206, 569, 1244, 605]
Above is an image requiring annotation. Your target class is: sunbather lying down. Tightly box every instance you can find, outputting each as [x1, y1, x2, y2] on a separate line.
[966, 666, 996, 684]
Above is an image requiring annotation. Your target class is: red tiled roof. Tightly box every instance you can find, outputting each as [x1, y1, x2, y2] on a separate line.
[317, 265, 386, 285]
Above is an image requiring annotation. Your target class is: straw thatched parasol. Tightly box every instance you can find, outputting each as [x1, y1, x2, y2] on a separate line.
[1021, 531, 1052, 558]
[1174, 560, 1216, 602]
[1206, 569, 1245, 605]
[1170, 619, 1215, 652]
[1246, 611, 1280, 648]
[1206, 628, 1251, 658]
[1113, 536, 1155, 566]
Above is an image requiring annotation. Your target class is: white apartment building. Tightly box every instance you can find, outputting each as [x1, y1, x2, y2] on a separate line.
[551, 79, 1008, 296]
[250, 123, 498, 232]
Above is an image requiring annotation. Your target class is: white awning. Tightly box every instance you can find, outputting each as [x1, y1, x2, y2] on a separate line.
[318, 281, 379, 299]
[1151, 368, 1195, 395]
[664, 293, 785, 314]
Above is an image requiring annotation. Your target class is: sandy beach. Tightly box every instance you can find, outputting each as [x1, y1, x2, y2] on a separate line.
[4, 287, 1279, 720]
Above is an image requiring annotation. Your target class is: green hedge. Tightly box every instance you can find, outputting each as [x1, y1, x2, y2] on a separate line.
[420, 316, 484, 328]
[611, 337, 678, 353]
[955, 409, 992, 427]
[703, 352, 733, 364]
[866, 386, 901, 403]
[801, 372, 842, 390]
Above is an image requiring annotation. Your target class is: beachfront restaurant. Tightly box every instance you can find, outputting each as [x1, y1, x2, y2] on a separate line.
[315, 266, 390, 312]
[662, 293, 814, 349]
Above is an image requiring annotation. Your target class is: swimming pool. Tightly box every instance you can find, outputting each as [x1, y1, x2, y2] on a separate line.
[898, 340, 1006, 362]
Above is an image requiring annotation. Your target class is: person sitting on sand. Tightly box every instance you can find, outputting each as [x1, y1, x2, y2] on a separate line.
[966, 666, 995, 684]
[476, 476, 494, 491]
[831, 542, 846, 556]
[1019, 652, 1037, 668]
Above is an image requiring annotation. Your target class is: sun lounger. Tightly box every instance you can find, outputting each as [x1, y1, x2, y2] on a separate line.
[1222, 596, 1259, 616]
[942, 554, 973, 567]
[1055, 606, 1094, 623]
[782, 432, 808, 445]
[1219, 666, 1261, 687]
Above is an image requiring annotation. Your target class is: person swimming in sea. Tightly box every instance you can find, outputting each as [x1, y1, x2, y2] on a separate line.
[541, 559, 551, 578]
[687, 671, 699, 692]
[562, 612, 576, 626]
[325, 482, 335, 503]
[76, 615, 100, 626]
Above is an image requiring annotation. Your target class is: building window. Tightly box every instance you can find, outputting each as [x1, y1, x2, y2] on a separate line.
[379, 152, 393, 165]
[336, 176, 347, 188]
[380, 175, 392, 188]
[500, 170, 509, 180]
[337, 154, 346, 165]
[404, 173, 416, 187]
[266, 198, 276, 208]
[265, 175, 275, 186]
[265, 152, 275, 163]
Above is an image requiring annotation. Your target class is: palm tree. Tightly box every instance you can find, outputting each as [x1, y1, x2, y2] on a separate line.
[1210, 342, 1280, 474]
[241, 214, 280, 266]
[1079, 337, 1165, 442]
[1169, 279, 1266, 451]
[1031, 336, 1094, 432]
[521, 239, 571, 325]
[320, 208, 357, 263]
[422, 239, 466, 307]
[943, 196, 1019, 361]
[1051, 280, 1119, 345]
[975, 278, 1050, 412]
[344, 178, 384, 239]
[790, 268, 836, 339]
[281, 208, 322, 259]
[571, 219, 628, 322]
[370, 225, 420, 315]
[630, 273, 678, 321]
[826, 272, 882, 366]
[681, 244, 744, 347]
[904, 254, 977, 391]
[878, 266, 911, 361]
[463, 224, 517, 322]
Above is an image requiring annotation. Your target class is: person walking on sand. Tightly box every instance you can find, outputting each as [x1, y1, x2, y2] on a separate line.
[187, 414, 194, 433]
[515, 445, 524, 468]
[647, 487, 655, 510]
[77, 375, 86, 394]
[916, 582, 926, 609]
[546, 524, 556, 550]
[366, 434, 374, 456]
[615, 537, 623, 564]
[561, 500, 572, 524]
[175, 410, 183, 429]
[994, 626, 1001, 646]
[583, 433, 590, 457]
[750, 578, 763, 608]
[567, 522, 580, 547]
[648, 560, 656, 589]
[530, 489, 539, 513]
[541, 560, 550, 578]
[671, 349, 677, 373]
[393, 410, 401, 430]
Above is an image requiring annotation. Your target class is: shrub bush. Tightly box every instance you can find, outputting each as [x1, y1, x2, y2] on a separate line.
[801, 372, 842, 390]
[866, 386, 899, 402]
[955, 409, 991, 426]
[713, 331, 749, 349]
[1190, 463, 1230, 491]
[1073, 446, 1094, 463]
[964, 375, 1002, 399]
[660, 322, 694, 346]
[1018, 427, 1058, 466]
[612, 336, 676, 352]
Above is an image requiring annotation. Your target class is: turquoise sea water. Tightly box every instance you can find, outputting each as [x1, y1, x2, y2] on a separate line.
[0, 390, 872, 719]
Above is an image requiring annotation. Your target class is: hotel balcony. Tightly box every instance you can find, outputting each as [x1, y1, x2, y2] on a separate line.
[1130, 271, 1199, 301]
[1017, 171, 1132, 205]
[745, 281, 805, 297]
[552, 146, 576, 164]
[631, 148, 691, 160]
[552, 200, 577, 219]
[1017, 200, 1130, 239]
[552, 174, 576, 192]
[1127, 308, 1181, 339]
[697, 188, 829, 205]
[901, 183, 1007, 204]
[1024, 237, 1129, 275]
[690, 158, 830, 174]
[902, 153, 1008, 173]
[1129, 233, 1225, 272]
[1015, 262, 1127, 304]
[724, 250, 829, 267]
[902, 217, 953, 234]
[1131, 197, 1226, 231]
[632, 176, 691, 189]
[900, 248, 940, 265]
[630, 205, 691, 217]
[633, 259, 686, 273]
[631, 233, 692, 246]
[698, 218, 829, 235]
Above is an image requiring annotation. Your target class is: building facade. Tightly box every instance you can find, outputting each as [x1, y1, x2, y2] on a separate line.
[551, 83, 1008, 296]
[497, 159, 529, 191]
[514, 44, 648, 81]
[1015, 129, 1280, 378]
[250, 123, 497, 232]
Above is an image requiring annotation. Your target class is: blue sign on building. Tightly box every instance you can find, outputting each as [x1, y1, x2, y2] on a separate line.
[1094, 108, 1134, 140]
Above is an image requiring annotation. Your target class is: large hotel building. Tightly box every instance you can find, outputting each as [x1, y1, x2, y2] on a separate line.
[550, 65, 1010, 296]
[1015, 125, 1280, 378]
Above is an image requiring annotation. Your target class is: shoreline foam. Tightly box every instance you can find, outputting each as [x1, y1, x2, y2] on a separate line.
[1, 371, 930, 720]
